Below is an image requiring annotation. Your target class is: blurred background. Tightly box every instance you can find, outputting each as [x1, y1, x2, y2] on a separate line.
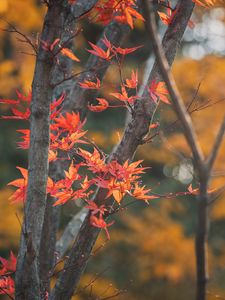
[0, 1, 225, 299]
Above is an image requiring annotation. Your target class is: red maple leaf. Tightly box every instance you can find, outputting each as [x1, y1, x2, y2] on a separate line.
[17, 129, 30, 149]
[90, 215, 114, 240]
[113, 45, 143, 56]
[0, 252, 17, 276]
[110, 86, 138, 104]
[132, 183, 158, 202]
[53, 112, 84, 133]
[79, 78, 101, 89]
[87, 41, 114, 60]
[85, 200, 107, 217]
[88, 98, 109, 112]
[0, 90, 31, 120]
[8, 167, 28, 203]
[124, 70, 138, 89]
[0, 276, 15, 296]
[79, 148, 106, 173]
[149, 80, 170, 104]
[192, 0, 215, 7]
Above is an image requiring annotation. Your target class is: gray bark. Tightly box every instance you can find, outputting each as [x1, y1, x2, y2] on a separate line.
[50, 1, 195, 299]
[39, 6, 130, 298]
[15, 3, 65, 299]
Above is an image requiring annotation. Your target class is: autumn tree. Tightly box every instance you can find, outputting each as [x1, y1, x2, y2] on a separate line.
[0, 1, 224, 300]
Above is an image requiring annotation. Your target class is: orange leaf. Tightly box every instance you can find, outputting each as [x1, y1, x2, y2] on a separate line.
[192, 0, 215, 7]
[125, 70, 138, 89]
[87, 41, 113, 60]
[88, 98, 109, 112]
[149, 80, 170, 104]
[60, 48, 80, 62]
[114, 45, 143, 55]
[79, 78, 101, 89]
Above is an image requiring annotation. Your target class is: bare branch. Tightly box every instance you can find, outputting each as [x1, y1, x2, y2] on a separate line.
[0, 18, 38, 55]
[206, 116, 225, 172]
[142, 0, 204, 173]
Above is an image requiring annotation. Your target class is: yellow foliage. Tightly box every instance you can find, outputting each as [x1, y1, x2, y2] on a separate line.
[0, 0, 8, 13]
[1, 0, 45, 31]
[116, 209, 196, 283]
[0, 189, 22, 248]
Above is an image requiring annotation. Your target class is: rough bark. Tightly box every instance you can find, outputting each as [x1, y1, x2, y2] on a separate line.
[39, 6, 130, 297]
[15, 0, 99, 298]
[15, 3, 62, 299]
[50, 1, 195, 299]
[38, 0, 100, 296]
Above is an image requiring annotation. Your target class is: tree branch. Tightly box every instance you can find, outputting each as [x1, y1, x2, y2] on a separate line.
[142, 0, 204, 171]
[56, 208, 87, 258]
[63, 21, 130, 119]
[50, 1, 195, 299]
[141, 1, 225, 300]
[15, 4, 68, 299]
[206, 116, 225, 172]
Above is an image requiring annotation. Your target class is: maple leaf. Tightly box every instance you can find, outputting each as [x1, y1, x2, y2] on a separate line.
[48, 149, 57, 162]
[113, 45, 143, 56]
[106, 179, 131, 203]
[1, 107, 30, 120]
[79, 148, 106, 173]
[87, 41, 113, 60]
[124, 70, 138, 89]
[121, 6, 145, 29]
[64, 162, 81, 187]
[0, 252, 17, 276]
[90, 215, 114, 240]
[17, 129, 30, 149]
[149, 122, 160, 129]
[8, 167, 54, 203]
[8, 167, 28, 203]
[0, 276, 15, 296]
[53, 112, 84, 133]
[92, 0, 144, 29]
[80, 176, 94, 191]
[187, 184, 216, 196]
[53, 130, 87, 152]
[88, 98, 109, 112]
[50, 93, 65, 120]
[0, 90, 31, 120]
[110, 86, 138, 104]
[187, 184, 199, 195]
[103, 160, 147, 203]
[158, 10, 174, 26]
[192, 0, 215, 7]
[149, 80, 170, 104]
[15, 90, 32, 103]
[85, 200, 107, 217]
[132, 183, 158, 202]
[53, 189, 74, 206]
[79, 78, 101, 89]
[60, 48, 80, 62]
[158, 8, 194, 28]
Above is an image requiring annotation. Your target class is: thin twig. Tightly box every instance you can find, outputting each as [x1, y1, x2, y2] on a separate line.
[206, 117, 225, 172]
